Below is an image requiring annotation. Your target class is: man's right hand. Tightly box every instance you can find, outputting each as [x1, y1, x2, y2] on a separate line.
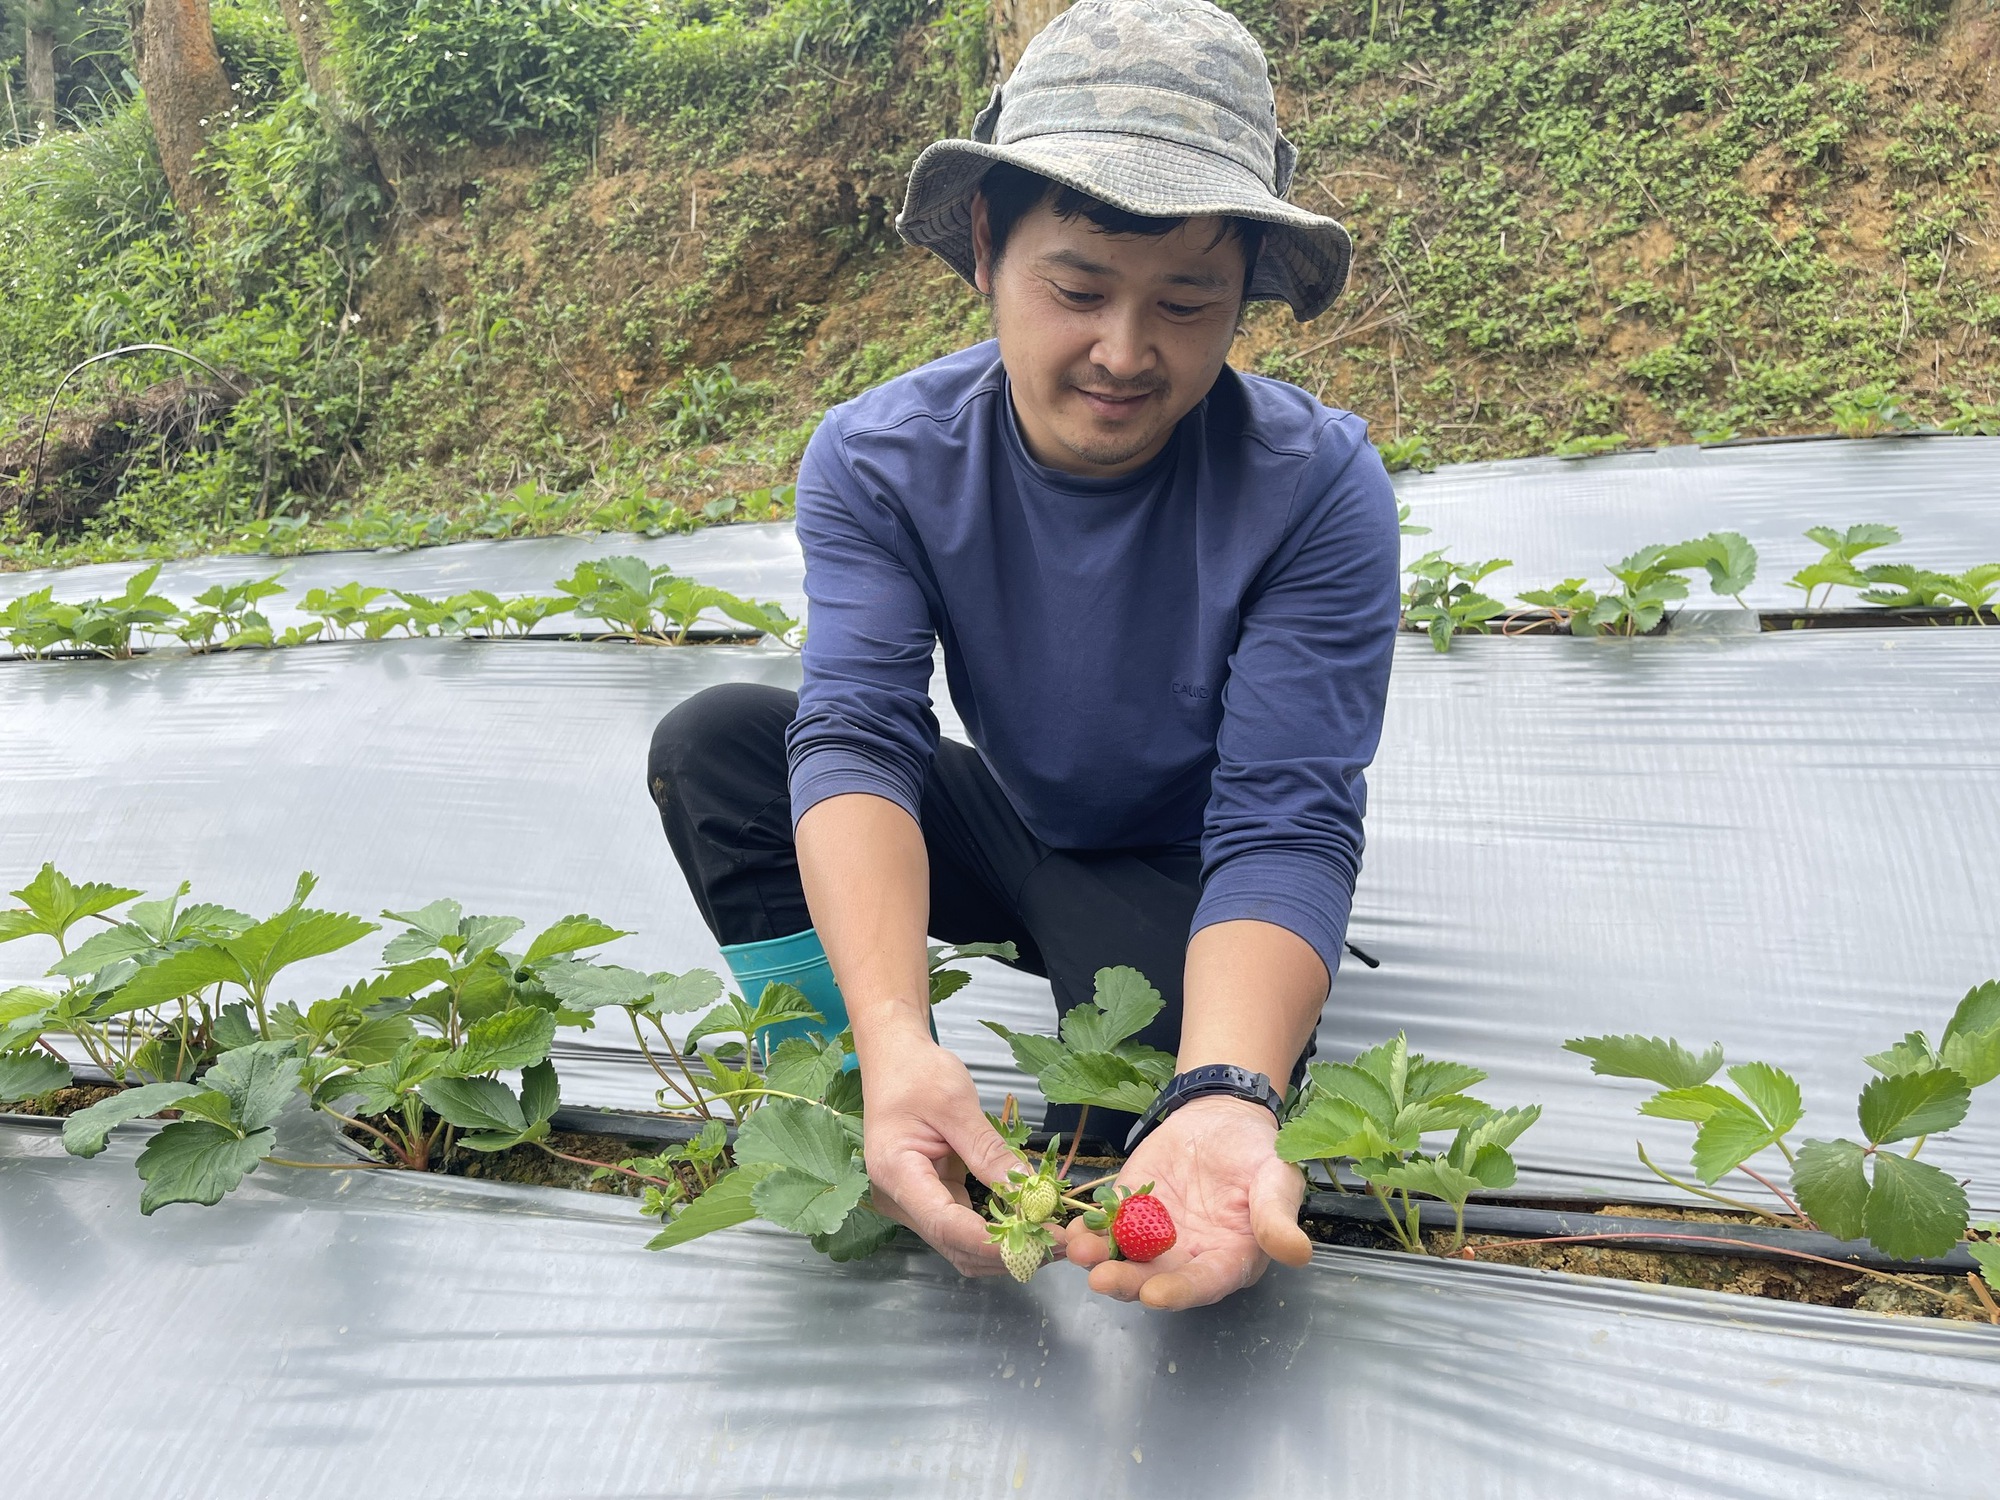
[859, 1032, 1030, 1278]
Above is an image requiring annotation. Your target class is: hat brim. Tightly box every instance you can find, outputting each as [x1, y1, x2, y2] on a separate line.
[896, 131, 1351, 323]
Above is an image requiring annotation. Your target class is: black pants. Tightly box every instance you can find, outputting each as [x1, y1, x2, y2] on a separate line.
[646, 682, 1207, 1145]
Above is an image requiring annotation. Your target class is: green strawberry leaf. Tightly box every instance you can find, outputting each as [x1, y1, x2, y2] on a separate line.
[1404, 1057, 1487, 1105]
[1968, 1242, 2000, 1295]
[1060, 967, 1163, 1054]
[765, 1036, 847, 1103]
[135, 1121, 274, 1214]
[1306, 1061, 1399, 1127]
[1727, 1062, 1803, 1132]
[445, 1006, 557, 1076]
[522, 915, 631, 968]
[204, 1040, 305, 1132]
[735, 1097, 857, 1181]
[1863, 1150, 1969, 1260]
[0, 1051, 72, 1102]
[99, 944, 246, 1014]
[520, 1059, 560, 1127]
[420, 1075, 527, 1136]
[1638, 1084, 1754, 1123]
[982, 1021, 1067, 1078]
[535, 959, 656, 1011]
[1858, 1068, 1970, 1145]
[647, 1163, 776, 1250]
[1370, 1153, 1485, 1209]
[746, 981, 823, 1035]
[1864, 1032, 1937, 1077]
[1275, 1094, 1413, 1164]
[1563, 1034, 1723, 1090]
[811, 1203, 901, 1261]
[928, 967, 972, 1006]
[752, 1163, 871, 1236]
[1, 864, 142, 948]
[61, 1081, 203, 1157]
[1791, 1138, 1869, 1240]
[1939, 981, 2000, 1088]
[169, 1089, 238, 1129]
[1038, 1051, 1161, 1114]
[1349, 1035, 1411, 1110]
[1395, 1092, 1492, 1137]
[49, 923, 167, 978]
[1689, 1108, 1786, 1184]
[645, 968, 725, 1016]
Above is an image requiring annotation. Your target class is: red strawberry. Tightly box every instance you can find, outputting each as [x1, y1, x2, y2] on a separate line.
[1111, 1191, 1176, 1262]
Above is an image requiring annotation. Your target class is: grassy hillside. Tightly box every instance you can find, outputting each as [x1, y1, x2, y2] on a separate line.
[2, 0, 1997, 566]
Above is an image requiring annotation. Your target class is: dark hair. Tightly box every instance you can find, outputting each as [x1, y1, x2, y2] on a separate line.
[977, 161, 1264, 297]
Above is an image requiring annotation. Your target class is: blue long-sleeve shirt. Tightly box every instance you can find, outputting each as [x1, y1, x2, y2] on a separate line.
[786, 340, 1401, 977]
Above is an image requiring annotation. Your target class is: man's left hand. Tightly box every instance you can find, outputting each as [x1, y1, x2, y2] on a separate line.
[1062, 1094, 1313, 1310]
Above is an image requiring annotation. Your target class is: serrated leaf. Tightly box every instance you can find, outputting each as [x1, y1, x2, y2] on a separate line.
[1864, 1032, 1938, 1078]
[1307, 1061, 1399, 1127]
[420, 1075, 525, 1135]
[523, 915, 630, 968]
[1370, 1154, 1484, 1208]
[61, 1081, 203, 1157]
[458, 915, 525, 967]
[205, 1040, 305, 1132]
[3, 864, 141, 945]
[1060, 967, 1162, 1053]
[811, 1203, 900, 1261]
[1453, 1105, 1541, 1162]
[0, 1052, 72, 1102]
[381, 898, 462, 948]
[747, 981, 823, 1035]
[49, 923, 165, 978]
[1969, 1242, 2000, 1294]
[928, 967, 972, 1006]
[228, 906, 378, 991]
[1863, 1150, 1970, 1260]
[647, 1164, 775, 1250]
[1690, 1109, 1787, 1184]
[1465, 1143, 1518, 1190]
[446, 1006, 557, 1076]
[212, 1003, 259, 1050]
[333, 1013, 418, 1067]
[520, 1059, 560, 1127]
[534, 958, 654, 1011]
[1038, 1051, 1160, 1114]
[1940, 981, 2000, 1088]
[645, 968, 725, 1016]
[1639, 1084, 1754, 1124]
[1792, 1138, 1869, 1240]
[1858, 1068, 1970, 1145]
[1349, 1035, 1410, 1108]
[135, 1121, 274, 1214]
[766, 1036, 847, 1103]
[1563, 1034, 1723, 1089]
[1396, 1092, 1493, 1136]
[983, 1021, 1066, 1079]
[752, 1164, 872, 1235]
[735, 1098, 856, 1182]
[1727, 1062, 1803, 1133]
[169, 1089, 238, 1129]
[1404, 1057, 1487, 1105]
[99, 944, 246, 1014]
[1275, 1094, 1413, 1163]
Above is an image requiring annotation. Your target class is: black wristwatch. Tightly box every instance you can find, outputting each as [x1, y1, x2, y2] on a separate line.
[1125, 1064, 1283, 1151]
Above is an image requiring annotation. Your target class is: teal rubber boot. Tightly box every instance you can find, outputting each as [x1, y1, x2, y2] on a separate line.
[718, 928, 852, 1059]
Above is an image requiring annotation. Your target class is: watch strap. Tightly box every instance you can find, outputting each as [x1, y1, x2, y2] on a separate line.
[1124, 1064, 1282, 1152]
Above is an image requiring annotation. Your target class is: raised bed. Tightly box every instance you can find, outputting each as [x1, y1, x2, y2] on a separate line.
[1760, 606, 1998, 631]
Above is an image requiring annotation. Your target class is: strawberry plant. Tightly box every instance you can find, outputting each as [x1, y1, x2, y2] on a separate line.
[983, 966, 1177, 1146]
[172, 574, 288, 652]
[1858, 562, 2000, 618]
[533, 940, 1014, 1259]
[1787, 524, 1902, 610]
[1275, 1034, 1540, 1252]
[1517, 532, 1756, 636]
[553, 556, 799, 646]
[1566, 979, 2000, 1261]
[1401, 551, 1513, 652]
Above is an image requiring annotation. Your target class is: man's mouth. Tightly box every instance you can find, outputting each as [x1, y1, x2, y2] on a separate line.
[1073, 387, 1155, 418]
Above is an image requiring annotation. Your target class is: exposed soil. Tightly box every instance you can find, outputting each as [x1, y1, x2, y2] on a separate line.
[0, 1083, 122, 1117]
[1301, 1197, 1994, 1324]
[1760, 607, 2000, 630]
[335, 1114, 702, 1200]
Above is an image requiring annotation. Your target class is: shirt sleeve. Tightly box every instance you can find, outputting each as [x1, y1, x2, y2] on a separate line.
[784, 413, 942, 828]
[1192, 421, 1402, 980]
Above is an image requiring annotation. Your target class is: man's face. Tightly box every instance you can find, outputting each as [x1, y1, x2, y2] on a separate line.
[972, 194, 1248, 479]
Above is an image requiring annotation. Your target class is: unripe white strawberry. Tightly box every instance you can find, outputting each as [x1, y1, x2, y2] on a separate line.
[1000, 1232, 1044, 1283]
[1019, 1176, 1060, 1224]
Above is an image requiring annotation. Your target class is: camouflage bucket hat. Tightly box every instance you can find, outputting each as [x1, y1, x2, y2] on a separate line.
[896, 0, 1351, 322]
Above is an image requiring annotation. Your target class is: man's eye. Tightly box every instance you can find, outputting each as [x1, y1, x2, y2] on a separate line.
[1053, 285, 1100, 306]
[1163, 302, 1211, 317]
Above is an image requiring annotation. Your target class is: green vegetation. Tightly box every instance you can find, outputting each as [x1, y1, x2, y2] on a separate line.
[3, 0, 1998, 571]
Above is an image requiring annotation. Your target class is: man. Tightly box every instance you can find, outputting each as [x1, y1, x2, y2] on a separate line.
[648, 0, 1399, 1310]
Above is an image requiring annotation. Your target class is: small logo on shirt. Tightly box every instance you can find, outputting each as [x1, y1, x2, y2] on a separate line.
[1172, 680, 1211, 700]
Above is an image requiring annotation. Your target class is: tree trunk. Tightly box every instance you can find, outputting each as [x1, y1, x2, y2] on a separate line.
[273, 0, 395, 202]
[994, 0, 1073, 79]
[25, 0, 59, 132]
[125, 0, 236, 221]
